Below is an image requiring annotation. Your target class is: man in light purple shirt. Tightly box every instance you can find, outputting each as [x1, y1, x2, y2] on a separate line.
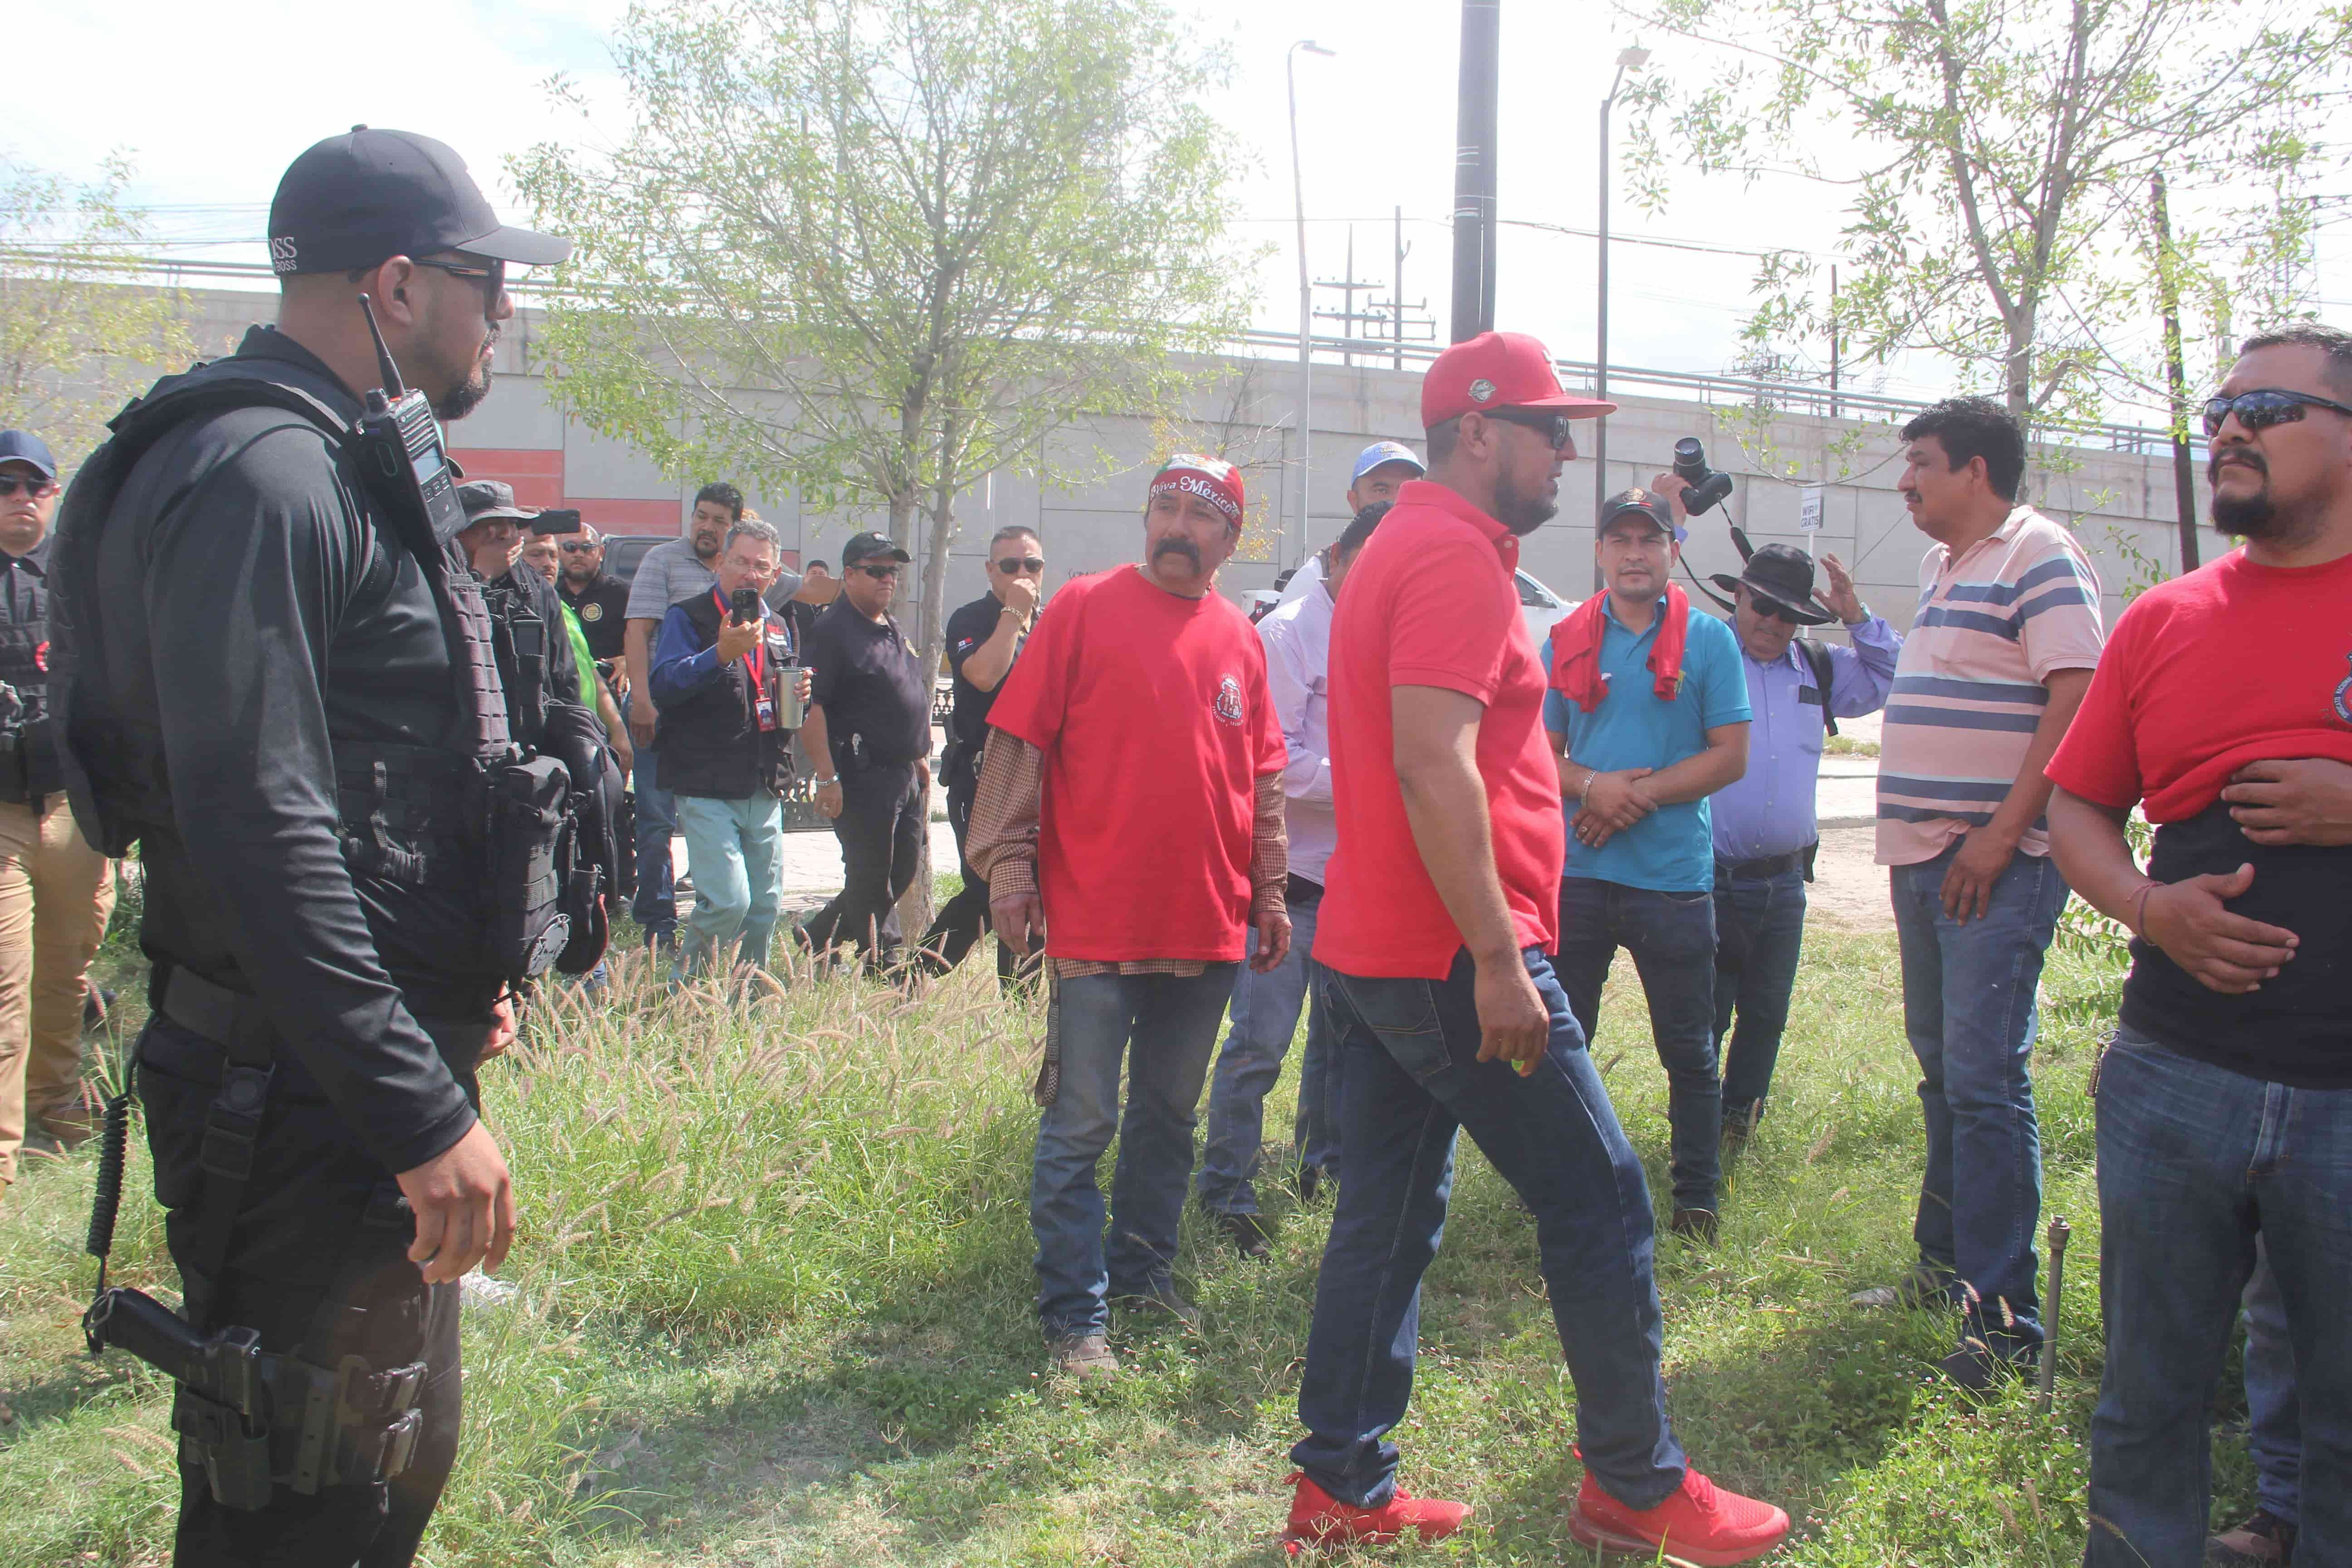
[1190, 499, 1396, 1254]
[1701, 542, 1899, 1142]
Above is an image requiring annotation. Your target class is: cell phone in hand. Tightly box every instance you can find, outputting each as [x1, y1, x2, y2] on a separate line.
[730, 588, 762, 626]
[529, 507, 584, 536]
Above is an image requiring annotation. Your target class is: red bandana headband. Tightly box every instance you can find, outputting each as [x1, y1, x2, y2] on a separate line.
[1148, 453, 1245, 530]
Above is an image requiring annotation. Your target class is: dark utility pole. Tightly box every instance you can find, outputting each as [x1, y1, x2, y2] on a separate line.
[1450, 0, 1500, 342]
[2151, 172, 2200, 572]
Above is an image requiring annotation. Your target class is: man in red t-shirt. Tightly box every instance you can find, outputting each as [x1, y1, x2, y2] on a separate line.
[2047, 325, 2352, 1568]
[1284, 332, 1789, 1563]
[966, 455, 1290, 1379]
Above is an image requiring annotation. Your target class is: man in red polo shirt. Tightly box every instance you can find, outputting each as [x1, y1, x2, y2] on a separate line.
[1285, 332, 1789, 1562]
[967, 454, 1290, 1378]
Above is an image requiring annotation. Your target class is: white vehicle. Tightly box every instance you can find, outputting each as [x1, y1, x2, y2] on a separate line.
[1515, 568, 1576, 652]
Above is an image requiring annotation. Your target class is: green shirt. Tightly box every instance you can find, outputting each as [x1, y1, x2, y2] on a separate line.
[560, 602, 594, 696]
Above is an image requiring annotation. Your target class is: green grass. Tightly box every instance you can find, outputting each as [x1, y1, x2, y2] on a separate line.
[0, 926, 2262, 1566]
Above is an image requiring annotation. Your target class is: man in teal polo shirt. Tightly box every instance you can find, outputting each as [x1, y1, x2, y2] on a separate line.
[1541, 484, 1750, 1240]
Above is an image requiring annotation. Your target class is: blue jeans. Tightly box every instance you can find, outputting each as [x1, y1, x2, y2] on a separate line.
[1890, 841, 2066, 1357]
[1031, 965, 1238, 1335]
[1711, 864, 1808, 1123]
[1194, 885, 1340, 1215]
[2086, 1029, 2352, 1566]
[671, 794, 784, 980]
[1554, 877, 1722, 1212]
[1293, 947, 1686, 1512]
[2244, 1238, 2302, 1526]
[629, 735, 677, 942]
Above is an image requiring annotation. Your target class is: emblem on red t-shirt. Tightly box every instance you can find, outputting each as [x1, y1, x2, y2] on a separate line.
[1214, 674, 1245, 727]
[2335, 652, 2352, 725]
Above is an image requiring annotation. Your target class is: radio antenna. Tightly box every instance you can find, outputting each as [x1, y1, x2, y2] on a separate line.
[356, 294, 407, 398]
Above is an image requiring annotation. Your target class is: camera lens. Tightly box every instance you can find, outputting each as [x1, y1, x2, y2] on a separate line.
[1674, 437, 1705, 462]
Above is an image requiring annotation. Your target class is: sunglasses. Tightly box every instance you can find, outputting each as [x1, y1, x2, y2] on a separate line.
[557, 540, 599, 553]
[0, 475, 59, 500]
[993, 557, 1045, 575]
[414, 256, 507, 296]
[1479, 407, 1576, 451]
[2202, 388, 2352, 438]
[854, 563, 904, 580]
[1749, 596, 1806, 625]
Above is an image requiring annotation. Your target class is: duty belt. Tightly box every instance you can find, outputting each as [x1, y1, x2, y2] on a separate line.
[333, 741, 484, 889]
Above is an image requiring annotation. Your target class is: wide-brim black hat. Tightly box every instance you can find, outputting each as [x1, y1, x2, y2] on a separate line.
[1700, 531, 1838, 626]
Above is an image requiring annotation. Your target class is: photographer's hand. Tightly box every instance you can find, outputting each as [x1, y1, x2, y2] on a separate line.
[1648, 471, 1693, 523]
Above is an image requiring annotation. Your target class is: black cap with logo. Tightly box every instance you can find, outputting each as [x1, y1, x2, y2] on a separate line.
[268, 126, 571, 277]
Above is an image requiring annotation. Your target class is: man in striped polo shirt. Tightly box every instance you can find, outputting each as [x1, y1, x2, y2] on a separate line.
[1856, 397, 2104, 1392]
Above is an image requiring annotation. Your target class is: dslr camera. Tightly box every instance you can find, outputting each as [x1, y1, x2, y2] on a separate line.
[1671, 439, 1735, 515]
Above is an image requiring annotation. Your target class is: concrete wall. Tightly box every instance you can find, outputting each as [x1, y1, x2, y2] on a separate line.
[139, 288, 2219, 640]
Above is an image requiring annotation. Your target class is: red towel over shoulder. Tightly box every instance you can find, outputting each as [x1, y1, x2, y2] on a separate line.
[1548, 584, 1690, 713]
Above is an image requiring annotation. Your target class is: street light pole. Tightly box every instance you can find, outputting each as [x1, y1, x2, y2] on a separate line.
[1289, 40, 1336, 567]
[1594, 46, 1649, 580]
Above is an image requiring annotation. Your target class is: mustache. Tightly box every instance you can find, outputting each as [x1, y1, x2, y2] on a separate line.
[1152, 537, 1202, 567]
[2209, 448, 2265, 485]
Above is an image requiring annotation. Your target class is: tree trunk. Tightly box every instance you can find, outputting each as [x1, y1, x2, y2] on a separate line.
[890, 468, 960, 952]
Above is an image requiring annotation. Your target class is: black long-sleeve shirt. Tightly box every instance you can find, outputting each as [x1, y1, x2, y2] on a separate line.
[93, 325, 494, 1174]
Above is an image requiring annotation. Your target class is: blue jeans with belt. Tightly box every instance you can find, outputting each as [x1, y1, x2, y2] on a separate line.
[1293, 947, 1686, 1512]
[1711, 861, 1809, 1125]
[1030, 965, 1238, 1336]
[1888, 841, 2068, 1359]
[1553, 876, 1723, 1213]
[2086, 1028, 2352, 1566]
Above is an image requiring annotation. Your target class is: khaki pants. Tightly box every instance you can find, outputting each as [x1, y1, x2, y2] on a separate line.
[0, 797, 116, 1187]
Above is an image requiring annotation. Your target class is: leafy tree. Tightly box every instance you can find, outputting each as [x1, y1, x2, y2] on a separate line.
[511, 0, 1253, 674]
[0, 157, 195, 472]
[1619, 0, 2352, 431]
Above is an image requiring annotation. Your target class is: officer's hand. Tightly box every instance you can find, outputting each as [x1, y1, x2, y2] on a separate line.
[2141, 864, 2300, 994]
[815, 779, 843, 819]
[992, 891, 1046, 952]
[715, 618, 762, 663]
[1249, 909, 1291, 972]
[629, 694, 659, 750]
[1003, 575, 1041, 622]
[479, 994, 518, 1062]
[397, 1122, 515, 1285]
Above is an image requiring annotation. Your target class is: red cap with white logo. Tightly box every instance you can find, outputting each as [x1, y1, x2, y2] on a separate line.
[1421, 331, 1617, 428]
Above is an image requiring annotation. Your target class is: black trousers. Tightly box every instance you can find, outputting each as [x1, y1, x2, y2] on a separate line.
[136, 1014, 462, 1568]
[917, 755, 1039, 985]
[801, 761, 925, 963]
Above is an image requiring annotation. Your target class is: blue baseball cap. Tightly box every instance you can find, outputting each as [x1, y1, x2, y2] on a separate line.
[1350, 440, 1425, 484]
[0, 430, 56, 480]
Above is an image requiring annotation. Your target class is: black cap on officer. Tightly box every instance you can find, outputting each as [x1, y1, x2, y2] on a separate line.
[268, 125, 571, 277]
[840, 531, 913, 567]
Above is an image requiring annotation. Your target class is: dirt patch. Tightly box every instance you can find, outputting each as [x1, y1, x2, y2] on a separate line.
[1808, 825, 1892, 933]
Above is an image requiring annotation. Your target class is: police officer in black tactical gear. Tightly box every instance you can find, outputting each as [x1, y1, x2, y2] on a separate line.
[47, 127, 573, 1567]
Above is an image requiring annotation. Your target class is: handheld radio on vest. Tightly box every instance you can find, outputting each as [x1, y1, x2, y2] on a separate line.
[353, 294, 467, 550]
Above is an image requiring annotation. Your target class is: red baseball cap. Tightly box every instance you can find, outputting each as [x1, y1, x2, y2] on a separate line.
[1421, 331, 1617, 428]
[1147, 453, 1246, 530]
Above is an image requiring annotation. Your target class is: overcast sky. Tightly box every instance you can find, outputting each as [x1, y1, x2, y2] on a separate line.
[11, 0, 2345, 422]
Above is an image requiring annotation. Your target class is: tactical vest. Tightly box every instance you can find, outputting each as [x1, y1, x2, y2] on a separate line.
[50, 358, 583, 984]
[480, 572, 552, 750]
[0, 570, 56, 802]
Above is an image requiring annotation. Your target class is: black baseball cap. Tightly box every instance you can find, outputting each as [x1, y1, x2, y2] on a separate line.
[0, 430, 57, 480]
[457, 480, 535, 524]
[1599, 487, 1686, 545]
[841, 531, 912, 567]
[269, 126, 571, 277]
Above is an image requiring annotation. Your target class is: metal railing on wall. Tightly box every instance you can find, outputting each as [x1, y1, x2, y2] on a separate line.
[7, 246, 2200, 460]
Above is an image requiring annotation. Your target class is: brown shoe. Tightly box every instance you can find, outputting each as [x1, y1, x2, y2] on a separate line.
[2208, 1509, 2296, 1566]
[1045, 1332, 1120, 1378]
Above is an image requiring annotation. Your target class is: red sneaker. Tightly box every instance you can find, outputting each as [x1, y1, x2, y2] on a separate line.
[1568, 1469, 1789, 1566]
[1283, 1471, 1471, 1548]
